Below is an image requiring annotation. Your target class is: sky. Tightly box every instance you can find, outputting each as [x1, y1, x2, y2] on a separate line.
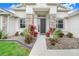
[63, 3, 79, 10]
[0, 3, 79, 10]
[0, 3, 18, 9]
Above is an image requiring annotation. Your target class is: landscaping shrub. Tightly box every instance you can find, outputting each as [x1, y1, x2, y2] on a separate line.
[20, 32, 24, 36]
[53, 29, 64, 38]
[66, 32, 73, 38]
[48, 29, 64, 45]
[49, 27, 56, 33]
[24, 34, 33, 44]
[49, 35, 58, 45]
[22, 28, 30, 37]
[34, 31, 38, 37]
[46, 31, 51, 37]
[0, 30, 2, 39]
[2, 32, 8, 39]
[22, 28, 34, 44]
[15, 31, 19, 36]
[0, 30, 8, 39]
[22, 25, 38, 44]
[46, 28, 56, 37]
[30, 25, 36, 31]
[29, 25, 38, 37]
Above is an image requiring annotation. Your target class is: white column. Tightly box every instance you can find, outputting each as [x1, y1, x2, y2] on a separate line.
[46, 15, 50, 32]
[34, 15, 38, 31]
[49, 6, 57, 28]
[26, 6, 34, 14]
[26, 6, 34, 27]
[49, 6, 57, 14]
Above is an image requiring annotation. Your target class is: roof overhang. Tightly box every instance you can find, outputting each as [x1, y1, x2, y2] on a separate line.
[68, 10, 79, 17]
[0, 8, 20, 18]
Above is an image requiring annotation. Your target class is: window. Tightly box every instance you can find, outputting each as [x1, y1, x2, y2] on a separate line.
[20, 18, 25, 28]
[56, 19, 63, 28]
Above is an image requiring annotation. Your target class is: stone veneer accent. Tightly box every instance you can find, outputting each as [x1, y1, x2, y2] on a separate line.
[26, 14, 34, 26]
[49, 14, 56, 28]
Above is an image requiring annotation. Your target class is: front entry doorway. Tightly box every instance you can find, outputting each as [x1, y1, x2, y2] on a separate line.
[38, 17, 46, 34]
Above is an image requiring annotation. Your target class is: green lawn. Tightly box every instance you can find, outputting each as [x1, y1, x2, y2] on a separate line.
[0, 41, 30, 56]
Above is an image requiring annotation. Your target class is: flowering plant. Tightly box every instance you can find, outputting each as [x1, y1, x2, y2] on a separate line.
[29, 24, 38, 37]
[46, 31, 51, 37]
[30, 25, 36, 31]
[34, 31, 38, 37]
[46, 27, 56, 37]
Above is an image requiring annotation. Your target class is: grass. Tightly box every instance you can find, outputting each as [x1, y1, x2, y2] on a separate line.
[0, 41, 30, 56]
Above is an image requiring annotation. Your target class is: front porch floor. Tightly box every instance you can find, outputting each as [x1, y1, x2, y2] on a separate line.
[30, 35, 79, 56]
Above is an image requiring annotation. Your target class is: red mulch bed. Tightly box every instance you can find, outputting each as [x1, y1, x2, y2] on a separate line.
[46, 36, 79, 49]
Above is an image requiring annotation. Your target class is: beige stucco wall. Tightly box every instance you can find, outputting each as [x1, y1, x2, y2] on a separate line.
[13, 10, 26, 32]
[14, 10, 26, 18]
[7, 16, 20, 36]
[25, 3, 57, 14]
[64, 14, 79, 38]
[57, 12, 68, 19]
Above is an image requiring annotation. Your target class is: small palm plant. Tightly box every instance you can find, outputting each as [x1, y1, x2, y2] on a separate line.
[49, 29, 64, 45]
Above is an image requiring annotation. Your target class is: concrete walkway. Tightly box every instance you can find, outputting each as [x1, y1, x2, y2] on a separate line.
[30, 35, 79, 56]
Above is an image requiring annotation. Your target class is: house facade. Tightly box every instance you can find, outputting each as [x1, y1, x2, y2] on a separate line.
[12, 3, 69, 34]
[1, 3, 79, 38]
[0, 8, 20, 35]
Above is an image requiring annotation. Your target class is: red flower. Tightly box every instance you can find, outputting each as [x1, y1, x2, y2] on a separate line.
[46, 31, 50, 37]
[46, 28, 56, 37]
[30, 25, 36, 31]
[34, 31, 38, 37]
[49, 27, 53, 31]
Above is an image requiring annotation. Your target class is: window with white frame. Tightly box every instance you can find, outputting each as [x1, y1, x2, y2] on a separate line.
[20, 18, 25, 28]
[56, 19, 63, 28]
